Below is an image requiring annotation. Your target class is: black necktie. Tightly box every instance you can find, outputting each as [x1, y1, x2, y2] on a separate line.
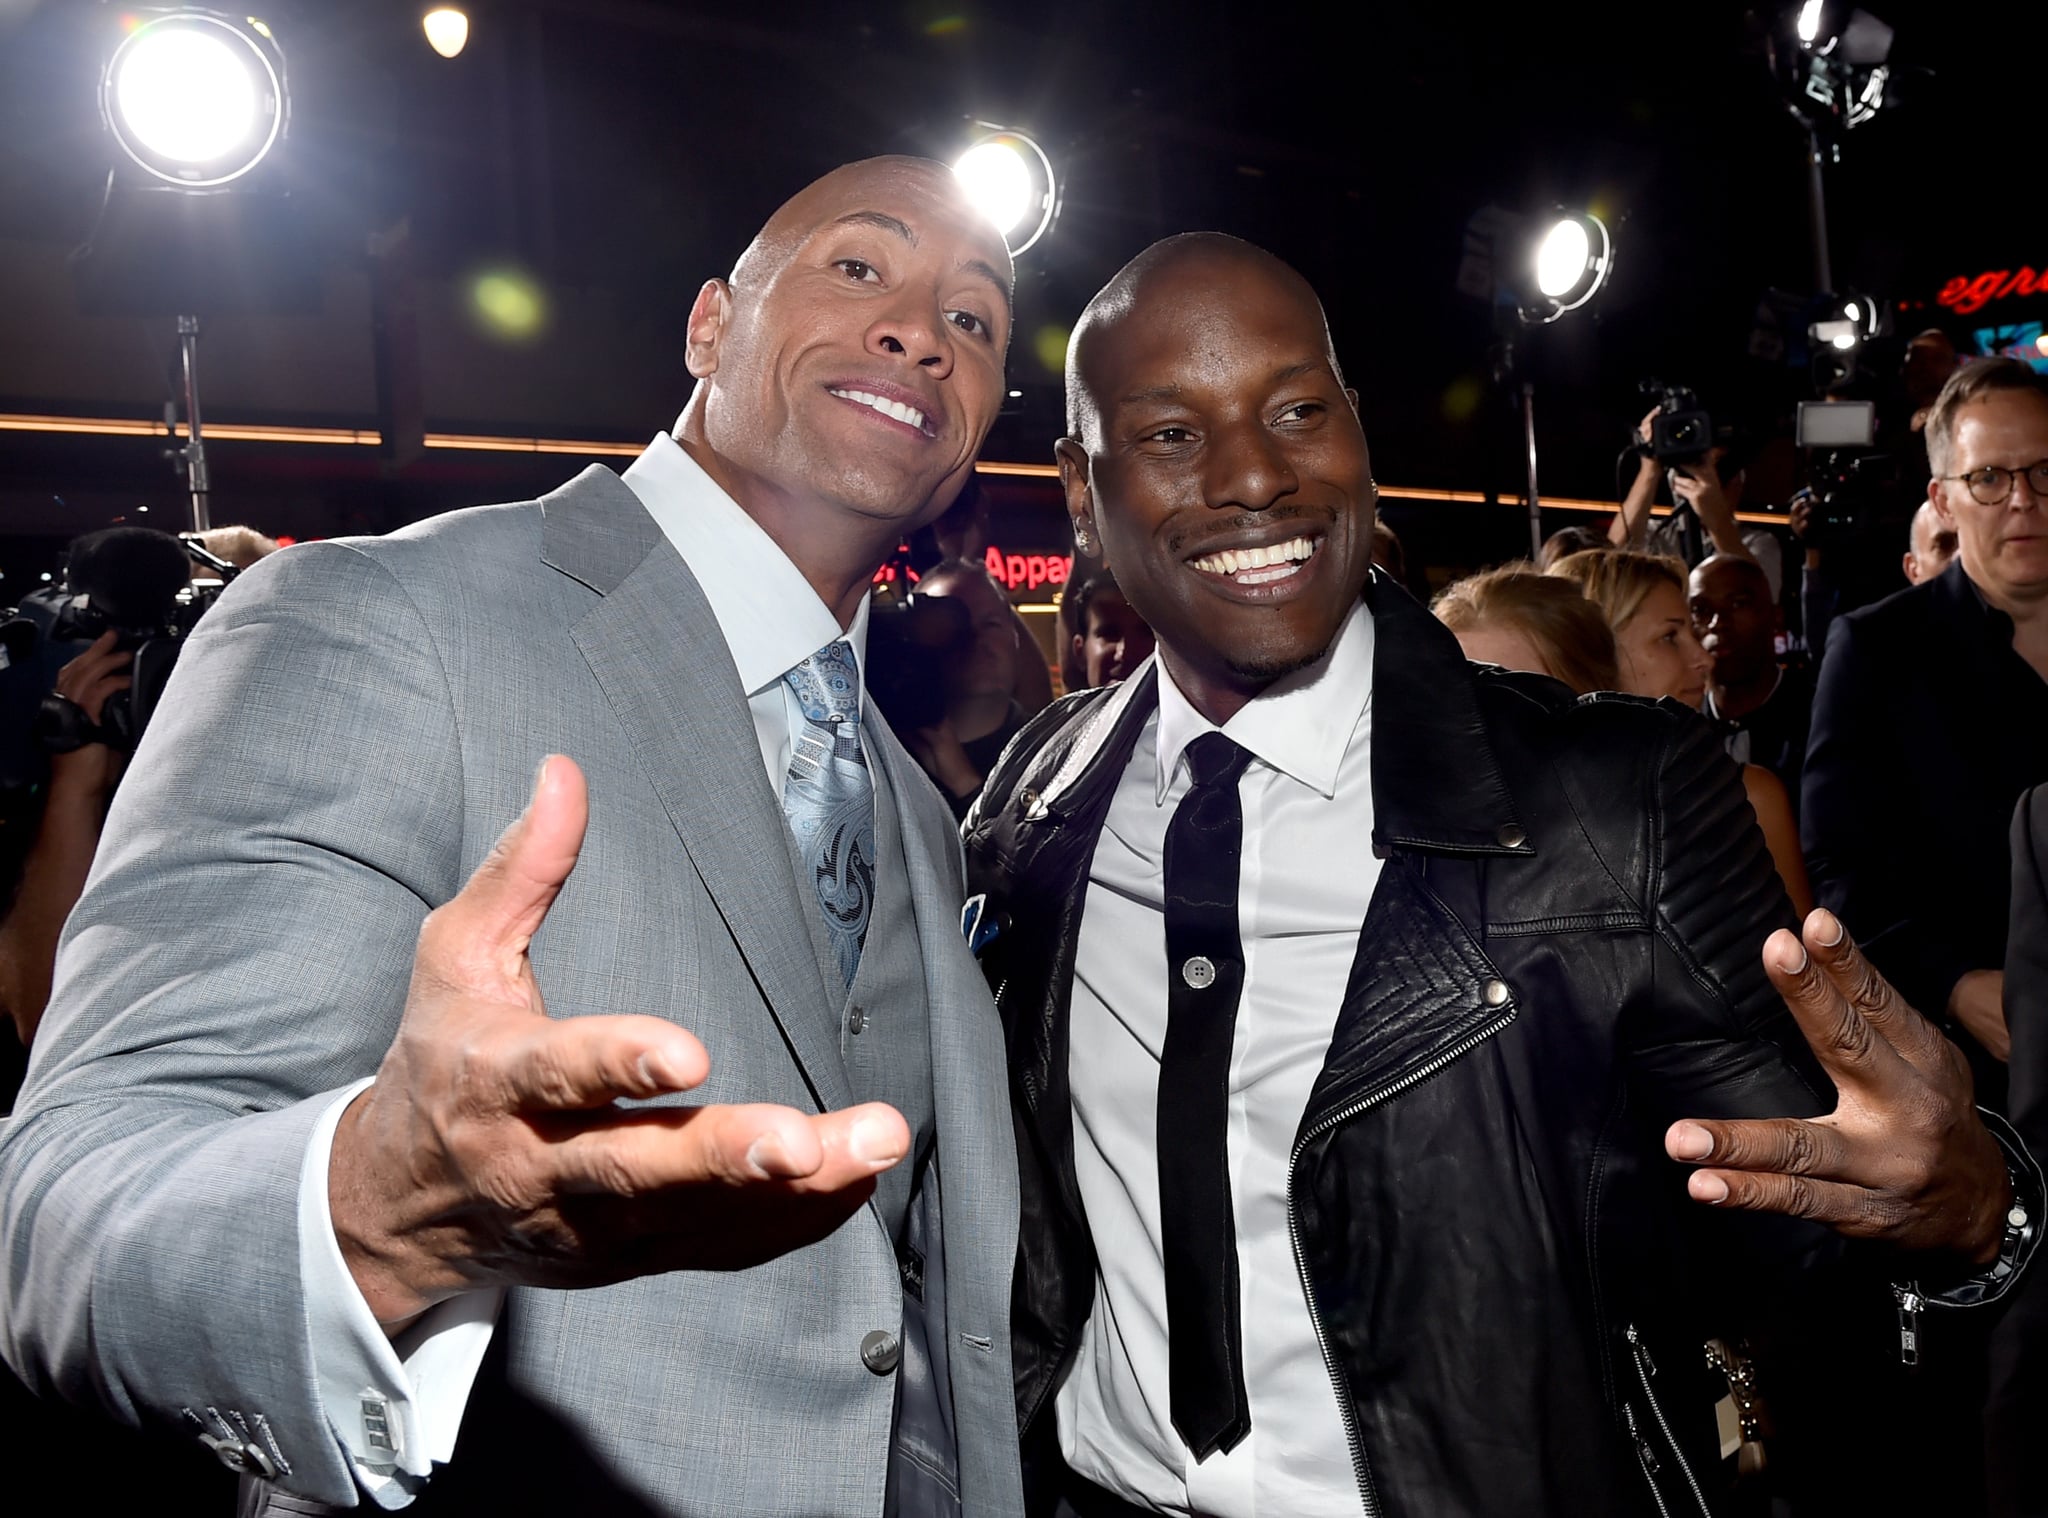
[1159, 730, 1256, 1460]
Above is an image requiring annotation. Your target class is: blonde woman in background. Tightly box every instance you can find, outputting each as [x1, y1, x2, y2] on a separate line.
[1548, 549, 1812, 916]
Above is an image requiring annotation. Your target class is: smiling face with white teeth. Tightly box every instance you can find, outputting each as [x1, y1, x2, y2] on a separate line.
[1056, 235, 1375, 726]
[677, 157, 1014, 623]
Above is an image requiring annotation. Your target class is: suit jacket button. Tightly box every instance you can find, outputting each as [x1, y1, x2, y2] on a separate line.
[860, 1330, 901, 1375]
[1497, 824, 1527, 849]
[848, 1006, 866, 1035]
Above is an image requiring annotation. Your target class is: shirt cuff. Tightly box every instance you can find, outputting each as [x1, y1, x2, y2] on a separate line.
[298, 1078, 503, 1509]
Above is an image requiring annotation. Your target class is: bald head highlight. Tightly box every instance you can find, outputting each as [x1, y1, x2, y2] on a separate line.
[729, 155, 1013, 298]
[1064, 232, 1341, 444]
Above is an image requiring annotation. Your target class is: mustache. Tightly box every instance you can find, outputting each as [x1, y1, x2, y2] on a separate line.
[1165, 504, 1334, 557]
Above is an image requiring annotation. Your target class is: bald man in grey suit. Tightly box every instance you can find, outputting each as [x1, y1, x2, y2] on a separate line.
[0, 158, 1023, 1518]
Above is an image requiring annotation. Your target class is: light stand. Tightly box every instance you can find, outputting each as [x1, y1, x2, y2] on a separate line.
[175, 315, 211, 533]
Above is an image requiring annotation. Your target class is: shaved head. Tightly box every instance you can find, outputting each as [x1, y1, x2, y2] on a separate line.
[1064, 232, 1341, 445]
[730, 155, 1014, 303]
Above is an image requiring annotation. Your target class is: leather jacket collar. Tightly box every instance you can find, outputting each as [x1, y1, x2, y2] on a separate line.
[1015, 572, 1534, 860]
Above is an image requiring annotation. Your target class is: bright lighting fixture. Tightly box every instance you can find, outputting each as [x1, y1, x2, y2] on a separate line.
[1843, 299, 1860, 321]
[1832, 333, 1856, 349]
[1521, 211, 1612, 321]
[953, 127, 1058, 254]
[1797, 0, 1825, 42]
[103, 12, 286, 188]
[423, 8, 469, 59]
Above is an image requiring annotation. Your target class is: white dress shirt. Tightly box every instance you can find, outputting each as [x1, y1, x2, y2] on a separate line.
[1059, 599, 1379, 1518]
[296, 426, 867, 1506]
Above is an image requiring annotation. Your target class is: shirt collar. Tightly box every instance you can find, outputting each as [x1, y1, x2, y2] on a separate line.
[1152, 598, 1375, 804]
[619, 429, 869, 702]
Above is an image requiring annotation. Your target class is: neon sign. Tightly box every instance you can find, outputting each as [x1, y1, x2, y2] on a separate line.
[984, 545, 1072, 592]
[1938, 267, 2044, 316]
[868, 545, 1076, 595]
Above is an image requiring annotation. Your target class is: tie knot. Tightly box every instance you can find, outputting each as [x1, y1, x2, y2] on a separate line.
[786, 640, 861, 728]
[1183, 731, 1251, 790]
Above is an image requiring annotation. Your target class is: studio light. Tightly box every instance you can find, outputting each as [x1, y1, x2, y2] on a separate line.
[423, 7, 470, 60]
[102, 11, 287, 189]
[1809, 291, 1883, 354]
[953, 127, 1058, 255]
[1522, 211, 1612, 323]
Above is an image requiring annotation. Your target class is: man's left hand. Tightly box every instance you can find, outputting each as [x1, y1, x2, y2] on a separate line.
[1665, 909, 2011, 1264]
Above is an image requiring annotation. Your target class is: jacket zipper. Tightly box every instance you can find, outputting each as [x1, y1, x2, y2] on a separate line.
[1625, 1323, 1713, 1518]
[1621, 1403, 1675, 1518]
[1285, 1006, 1518, 1518]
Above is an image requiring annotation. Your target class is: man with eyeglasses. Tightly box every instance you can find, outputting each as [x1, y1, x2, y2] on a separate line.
[1799, 356, 2048, 1510]
[1806, 357, 2048, 1086]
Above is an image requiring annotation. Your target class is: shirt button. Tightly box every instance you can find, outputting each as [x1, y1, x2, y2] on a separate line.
[1181, 955, 1217, 990]
[848, 1006, 866, 1035]
[1483, 978, 1510, 1007]
[860, 1330, 901, 1375]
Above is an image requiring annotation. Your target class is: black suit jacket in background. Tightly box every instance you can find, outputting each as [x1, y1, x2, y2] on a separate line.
[1987, 784, 2048, 1518]
[1802, 560, 2048, 1099]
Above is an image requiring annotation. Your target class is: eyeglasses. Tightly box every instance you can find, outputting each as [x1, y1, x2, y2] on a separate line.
[1941, 459, 2048, 505]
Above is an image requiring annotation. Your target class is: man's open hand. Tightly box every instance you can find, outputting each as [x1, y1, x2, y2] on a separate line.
[330, 756, 909, 1328]
[1665, 909, 2010, 1265]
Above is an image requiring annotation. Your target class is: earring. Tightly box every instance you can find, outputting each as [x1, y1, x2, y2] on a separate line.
[1073, 525, 1094, 555]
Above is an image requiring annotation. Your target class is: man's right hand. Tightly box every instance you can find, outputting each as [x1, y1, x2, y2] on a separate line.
[48, 631, 131, 796]
[1635, 406, 1665, 477]
[329, 755, 909, 1330]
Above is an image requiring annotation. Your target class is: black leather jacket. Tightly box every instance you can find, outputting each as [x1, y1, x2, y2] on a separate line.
[962, 581, 1842, 1518]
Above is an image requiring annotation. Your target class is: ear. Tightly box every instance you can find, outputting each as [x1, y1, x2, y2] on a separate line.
[1055, 438, 1098, 558]
[1902, 550, 1920, 584]
[684, 279, 734, 379]
[1927, 475, 1958, 532]
[1345, 387, 1361, 415]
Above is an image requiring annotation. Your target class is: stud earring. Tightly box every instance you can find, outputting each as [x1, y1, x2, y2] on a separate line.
[1073, 525, 1094, 555]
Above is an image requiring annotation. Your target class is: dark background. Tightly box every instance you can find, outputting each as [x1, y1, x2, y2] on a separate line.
[1, 0, 2043, 580]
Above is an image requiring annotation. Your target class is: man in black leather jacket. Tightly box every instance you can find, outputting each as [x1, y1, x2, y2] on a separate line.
[961, 235, 2035, 1518]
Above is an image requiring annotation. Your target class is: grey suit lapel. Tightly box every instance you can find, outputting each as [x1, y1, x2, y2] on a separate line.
[541, 466, 854, 1115]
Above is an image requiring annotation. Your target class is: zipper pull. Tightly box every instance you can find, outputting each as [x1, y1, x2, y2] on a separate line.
[1626, 1321, 1657, 1377]
[1893, 1284, 1923, 1369]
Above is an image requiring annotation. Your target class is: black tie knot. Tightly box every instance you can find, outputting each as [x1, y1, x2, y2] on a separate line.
[1184, 731, 1252, 791]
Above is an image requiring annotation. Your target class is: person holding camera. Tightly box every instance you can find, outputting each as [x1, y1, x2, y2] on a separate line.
[1611, 405, 1786, 602]
[0, 631, 128, 1050]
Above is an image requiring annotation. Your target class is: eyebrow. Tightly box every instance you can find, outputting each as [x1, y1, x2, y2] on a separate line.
[831, 211, 1014, 315]
[835, 210, 917, 245]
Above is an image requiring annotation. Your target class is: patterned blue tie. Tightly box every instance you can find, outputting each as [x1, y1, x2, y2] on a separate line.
[782, 640, 875, 988]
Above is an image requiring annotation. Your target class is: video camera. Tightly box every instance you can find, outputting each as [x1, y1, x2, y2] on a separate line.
[1638, 380, 1715, 466]
[4, 528, 237, 755]
[1791, 399, 1896, 544]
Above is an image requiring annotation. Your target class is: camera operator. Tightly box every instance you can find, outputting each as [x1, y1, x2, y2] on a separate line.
[0, 632, 128, 1049]
[1610, 403, 1786, 602]
[0, 525, 239, 1055]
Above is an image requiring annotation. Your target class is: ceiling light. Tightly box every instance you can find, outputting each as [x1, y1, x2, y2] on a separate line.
[423, 8, 469, 60]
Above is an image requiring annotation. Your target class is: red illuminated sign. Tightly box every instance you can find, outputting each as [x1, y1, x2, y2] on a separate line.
[984, 545, 1072, 592]
[867, 545, 1076, 595]
[1938, 267, 2043, 316]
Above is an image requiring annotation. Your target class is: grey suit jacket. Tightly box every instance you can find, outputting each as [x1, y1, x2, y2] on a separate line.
[0, 467, 1023, 1517]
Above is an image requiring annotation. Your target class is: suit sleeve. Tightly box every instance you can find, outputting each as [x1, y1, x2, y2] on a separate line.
[1803, 613, 1976, 1020]
[2009, 787, 2048, 1165]
[0, 541, 470, 1505]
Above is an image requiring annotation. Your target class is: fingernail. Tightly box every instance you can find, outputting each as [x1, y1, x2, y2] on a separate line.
[1691, 1173, 1730, 1204]
[636, 1050, 679, 1089]
[533, 756, 553, 793]
[1810, 909, 1845, 948]
[744, 1133, 790, 1179]
[1669, 1122, 1713, 1161]
[1771, 936, 1808, 975]
[848, 1114, 905, 1167]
